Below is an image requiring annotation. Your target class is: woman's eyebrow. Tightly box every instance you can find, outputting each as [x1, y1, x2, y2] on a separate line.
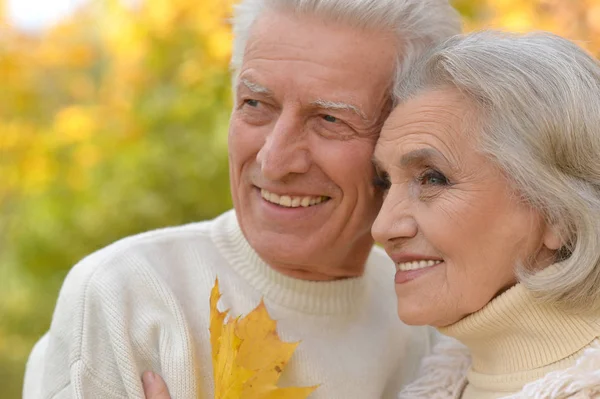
[371, 155, 385, 172]
[371, 149, 445, 172]
[400, 148, 447, 167]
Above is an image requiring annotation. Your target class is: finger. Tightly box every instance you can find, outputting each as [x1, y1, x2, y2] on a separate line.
[142, 371, 172, 399]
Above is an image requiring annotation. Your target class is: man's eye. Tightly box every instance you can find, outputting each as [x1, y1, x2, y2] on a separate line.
[323, 115, 338, 123]
[418, 170, 449, 186]
[244, 99, 260, 107]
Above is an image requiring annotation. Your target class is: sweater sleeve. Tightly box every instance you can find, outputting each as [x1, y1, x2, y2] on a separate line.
[24, 245, 200, 399]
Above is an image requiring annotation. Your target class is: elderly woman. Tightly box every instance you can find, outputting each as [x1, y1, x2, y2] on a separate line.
[371, 30, 600, 398]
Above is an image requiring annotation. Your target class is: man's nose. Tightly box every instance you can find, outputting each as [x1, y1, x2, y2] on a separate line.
[256, 114, 311, 180]
[371, 185, 418, 245]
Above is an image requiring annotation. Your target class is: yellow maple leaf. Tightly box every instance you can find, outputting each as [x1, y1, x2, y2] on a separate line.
[210, 279, 318, 399]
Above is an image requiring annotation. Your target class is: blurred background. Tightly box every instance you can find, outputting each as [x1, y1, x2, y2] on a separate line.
[1, 0, 599, 397]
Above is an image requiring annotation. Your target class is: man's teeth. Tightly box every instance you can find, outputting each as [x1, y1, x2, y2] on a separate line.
[395, 260, 443, 272]
[261, 189, 327, 208]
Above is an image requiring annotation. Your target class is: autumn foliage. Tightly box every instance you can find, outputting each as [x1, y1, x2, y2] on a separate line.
[210, 280, 318, 398]
[1, 0, 599, 398]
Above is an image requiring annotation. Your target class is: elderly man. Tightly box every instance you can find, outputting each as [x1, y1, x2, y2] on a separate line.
[23, 0, 460, 398]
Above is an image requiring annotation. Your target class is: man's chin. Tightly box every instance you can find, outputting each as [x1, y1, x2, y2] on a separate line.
[250, 235, 321, 264]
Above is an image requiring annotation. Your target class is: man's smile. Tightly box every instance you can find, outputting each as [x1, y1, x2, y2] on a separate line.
[260, 188, 330, 208]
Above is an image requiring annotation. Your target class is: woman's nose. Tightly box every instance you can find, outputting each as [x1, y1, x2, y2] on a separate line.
[372, 186, 418, 245]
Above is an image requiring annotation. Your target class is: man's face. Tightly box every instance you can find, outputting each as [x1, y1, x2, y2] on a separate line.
[228, 9, 397, 280]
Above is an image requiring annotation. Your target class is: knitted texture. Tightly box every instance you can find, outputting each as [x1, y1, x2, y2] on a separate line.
[398, 338, 600, 399]
[398, 282, 600, 399]
[504, 340, 600, 399]
[23, 210, 434, 399]
[397, 335, 470, 399]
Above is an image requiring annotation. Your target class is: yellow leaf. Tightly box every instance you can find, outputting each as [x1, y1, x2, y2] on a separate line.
[214, 320, 254, 399]
[210, 279, 229, 366]
[259, 388, 320, 399]
[209, 280, 318, 399]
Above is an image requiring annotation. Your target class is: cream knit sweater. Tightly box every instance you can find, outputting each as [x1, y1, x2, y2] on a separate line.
[23, 210, 435, 399]
[398, 283, 600, 398]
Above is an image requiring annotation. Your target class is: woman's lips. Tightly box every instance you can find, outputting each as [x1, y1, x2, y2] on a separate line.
[395, 261, 444, 284]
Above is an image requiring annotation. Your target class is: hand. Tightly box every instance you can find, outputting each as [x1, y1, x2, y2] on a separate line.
[142, 371, 172, 399]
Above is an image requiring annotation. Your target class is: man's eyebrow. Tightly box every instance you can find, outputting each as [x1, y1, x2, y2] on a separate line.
[312, 99, 368, 121]
[239, 78, 273, 96]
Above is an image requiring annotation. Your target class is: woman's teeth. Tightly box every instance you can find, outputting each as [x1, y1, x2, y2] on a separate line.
[395, 260, 443, 272]
[261, 189, 327, 208]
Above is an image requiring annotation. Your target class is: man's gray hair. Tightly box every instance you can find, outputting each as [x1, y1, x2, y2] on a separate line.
[395, 30, 600, 313]
[230, 0, 462, 85]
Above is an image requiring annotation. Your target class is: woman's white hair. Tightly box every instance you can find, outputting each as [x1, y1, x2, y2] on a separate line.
[395, 30, 600, 313]
[230, 0, 461, 86]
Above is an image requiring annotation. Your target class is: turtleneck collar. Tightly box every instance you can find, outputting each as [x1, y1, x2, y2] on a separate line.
[438, 279, 600, 378]
[210, 210, 371, 315]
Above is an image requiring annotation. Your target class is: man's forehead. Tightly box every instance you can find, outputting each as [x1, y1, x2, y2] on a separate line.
[238, 9, 397, 116]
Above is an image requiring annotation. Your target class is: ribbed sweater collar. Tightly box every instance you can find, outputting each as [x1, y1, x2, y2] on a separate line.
[210, 210, 369, 315]
[438, 278, 600, 377]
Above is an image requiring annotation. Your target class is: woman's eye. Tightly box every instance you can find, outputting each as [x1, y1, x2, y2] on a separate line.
[323, 115, 338, 123]
[373, 172, 391, 191]
[419, 170, 449, 186]
[244, 99, 259, 107]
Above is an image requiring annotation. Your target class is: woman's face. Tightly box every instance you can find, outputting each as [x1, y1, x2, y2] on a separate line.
[371, 89, 559, 327]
